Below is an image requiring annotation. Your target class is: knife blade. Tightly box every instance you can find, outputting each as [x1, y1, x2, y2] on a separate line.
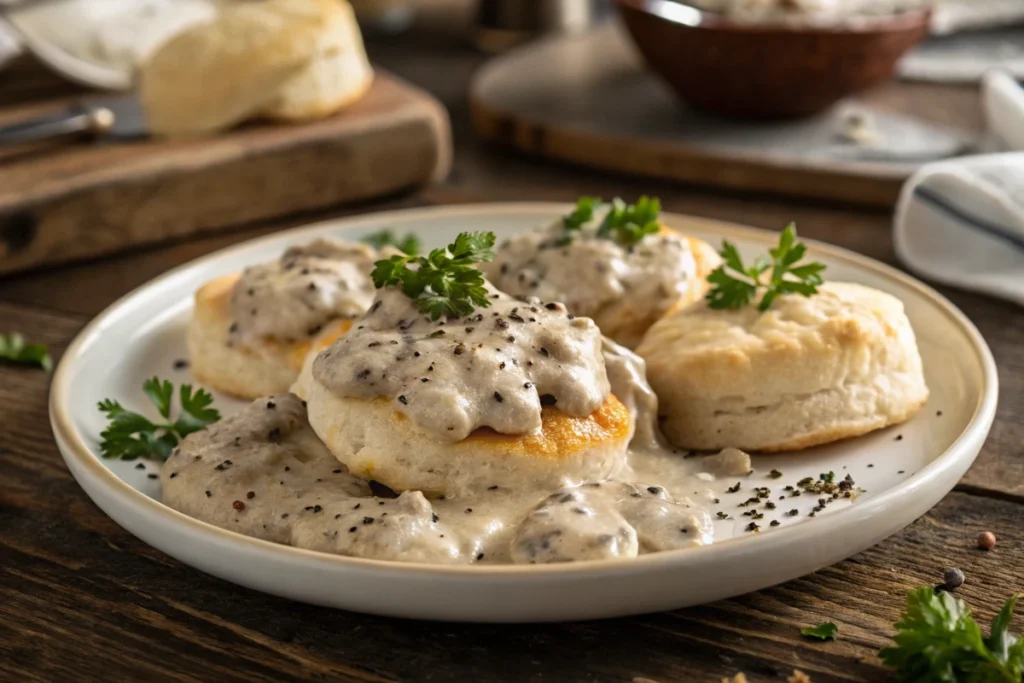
[0, 94, 148, 146]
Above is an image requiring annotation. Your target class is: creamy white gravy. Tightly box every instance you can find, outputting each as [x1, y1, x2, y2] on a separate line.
[229, 239, 382, 344]
[481, 217, 697, 347]
[162, 344, 753, 565]
[311, 285, 610, 442]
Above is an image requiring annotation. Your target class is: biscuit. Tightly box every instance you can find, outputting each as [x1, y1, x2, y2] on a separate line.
[637, 282, 929, 451]
[294, 357, 632, 496]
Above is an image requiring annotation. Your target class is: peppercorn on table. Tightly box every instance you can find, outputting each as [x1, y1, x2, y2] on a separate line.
[1, 6, 1021, 683]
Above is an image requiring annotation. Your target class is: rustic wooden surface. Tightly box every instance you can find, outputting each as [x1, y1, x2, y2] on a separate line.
[1, 6, 1022, 682]
[470, 23, 982, 208]
[0, 68, 451, 275]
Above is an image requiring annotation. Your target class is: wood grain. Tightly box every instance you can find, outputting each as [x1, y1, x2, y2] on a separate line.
[1, 6, 1022, 682]
[0, 69, 451, 275]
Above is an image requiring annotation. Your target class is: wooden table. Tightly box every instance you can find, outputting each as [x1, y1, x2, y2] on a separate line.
[1, 10, 1022, 683]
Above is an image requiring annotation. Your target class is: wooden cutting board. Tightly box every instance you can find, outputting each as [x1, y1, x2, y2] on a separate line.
[470, 23, 982, 207]
[0, 69, 451, 275]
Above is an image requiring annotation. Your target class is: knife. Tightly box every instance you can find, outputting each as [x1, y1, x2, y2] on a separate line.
[0, 94, 147, 146]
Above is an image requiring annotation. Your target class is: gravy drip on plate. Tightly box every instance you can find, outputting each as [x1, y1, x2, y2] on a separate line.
[163, 348, 751, 565]
[229, 240, 381, 344]
[481, 218, 696, 337]
[311, 285, 610, 442]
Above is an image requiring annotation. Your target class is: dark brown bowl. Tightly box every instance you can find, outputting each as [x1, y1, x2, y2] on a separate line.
[616, 0, 931, 119]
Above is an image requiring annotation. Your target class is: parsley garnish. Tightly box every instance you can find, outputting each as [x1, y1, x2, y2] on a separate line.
[597, 196, 662, 247]
[562, 196, 603, 238]
[801, 622, 838, 641]
[881, 587, 1024, 682]
[371, 231, 496, 320]
[558, 196, 662, 247]
[0, 333, 52, 371]
[705, 224, 826, 312]
[362, 229, 421, 255]
[98, 377, 220, 461]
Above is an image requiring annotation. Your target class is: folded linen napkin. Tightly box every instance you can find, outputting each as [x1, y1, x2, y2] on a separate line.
[894, 72, 1024, 305]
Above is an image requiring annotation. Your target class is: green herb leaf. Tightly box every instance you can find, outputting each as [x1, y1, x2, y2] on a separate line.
[879, 587, 1024, 682]
[0, 333, 52, 371]
[371, 232, 496, 321]
[563, 196, 603, 232]
[802, 622, 838, 641]
[98, 379, 221, 461]
[597, 196, 662, 247]
[362, 229, 421, 255]
[706, 224, 826, 312]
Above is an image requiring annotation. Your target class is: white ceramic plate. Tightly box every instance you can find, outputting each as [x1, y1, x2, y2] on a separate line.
[50, 203, 997, 622]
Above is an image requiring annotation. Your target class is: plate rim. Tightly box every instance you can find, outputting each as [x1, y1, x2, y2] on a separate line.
[49, 201, 999, 580]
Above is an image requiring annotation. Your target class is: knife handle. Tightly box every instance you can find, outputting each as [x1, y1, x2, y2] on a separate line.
[0, 104, 115, 146]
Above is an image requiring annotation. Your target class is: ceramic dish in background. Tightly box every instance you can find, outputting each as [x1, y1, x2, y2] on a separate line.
[50, 203, 997, 622]
[616, 0, 931, 119]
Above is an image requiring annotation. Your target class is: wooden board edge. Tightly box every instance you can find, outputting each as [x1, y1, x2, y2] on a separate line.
[0, 79, 452, 276]
[468, 91, 903, 208]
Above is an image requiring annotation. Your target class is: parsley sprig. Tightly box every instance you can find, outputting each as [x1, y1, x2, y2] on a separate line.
[705, 224, 826, 312]
[0, 333, 52, 371]
[597, 196, 662, 247]
[362, 229, 421, 255]
[98, 377, 220, 461]
[559, 196, 662, 247]
[371, 232, 496, 320]
[802, 622, 838, 641]
[880, 587, 1024, 682]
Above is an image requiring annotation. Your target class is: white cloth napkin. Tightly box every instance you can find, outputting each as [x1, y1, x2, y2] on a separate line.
[894, 71, 1024, 305]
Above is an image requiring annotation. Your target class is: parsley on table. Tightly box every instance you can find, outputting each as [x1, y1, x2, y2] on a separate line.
[705, 223, 826, 312]
[371, 231, 496, 321]
[362, 229, 421, 255]
[880, 587, 1024, 682]
[0, 333, 52, 371]
[98, 377, 220, 461]
[801, 622, 838, 641]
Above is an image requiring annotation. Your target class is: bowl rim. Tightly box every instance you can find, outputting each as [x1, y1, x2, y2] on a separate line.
[615, 0, 932, 35]
[50, 202, 998, 581]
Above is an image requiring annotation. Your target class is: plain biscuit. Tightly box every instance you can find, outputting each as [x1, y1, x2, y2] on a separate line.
[261, 0, 374, 121]
[637, 282, 929, 451]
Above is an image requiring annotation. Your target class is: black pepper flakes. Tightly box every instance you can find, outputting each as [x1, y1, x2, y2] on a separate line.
[494, 391, 504, 403]
[246, 491, 255, 499]
[770, 520, 781, 527]
[726, 482, 741, 493]
[362, 516, 374, 524]
[398, 395, 409, 405]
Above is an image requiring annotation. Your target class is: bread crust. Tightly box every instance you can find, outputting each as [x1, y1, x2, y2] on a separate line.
[295, 358, 632, 495]
[637, 282, 929, 452]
